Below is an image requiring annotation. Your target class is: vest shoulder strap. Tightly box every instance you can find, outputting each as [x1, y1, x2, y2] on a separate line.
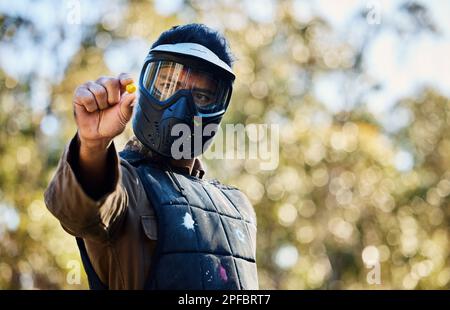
[75, 237, 108, 290]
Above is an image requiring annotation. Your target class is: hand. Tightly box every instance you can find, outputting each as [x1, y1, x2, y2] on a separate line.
[73, 73, 137, 149]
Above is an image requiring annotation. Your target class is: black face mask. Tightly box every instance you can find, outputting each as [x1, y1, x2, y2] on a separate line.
[132, 48, 234, 159]
[132, 91, 222, 159]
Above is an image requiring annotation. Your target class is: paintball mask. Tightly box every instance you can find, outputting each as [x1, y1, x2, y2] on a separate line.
[132, 43, 235, 159]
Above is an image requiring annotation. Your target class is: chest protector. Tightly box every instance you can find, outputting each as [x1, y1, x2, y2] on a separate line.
[76, 149, 258, 290]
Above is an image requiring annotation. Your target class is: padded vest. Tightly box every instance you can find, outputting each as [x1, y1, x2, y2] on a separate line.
[76, 149, 258, 290]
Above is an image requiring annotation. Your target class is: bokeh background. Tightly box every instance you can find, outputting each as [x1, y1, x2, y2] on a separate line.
[1, 0, 450, 289]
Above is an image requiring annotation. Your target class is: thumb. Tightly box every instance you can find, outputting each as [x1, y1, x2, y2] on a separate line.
[118, 92, 136, 126]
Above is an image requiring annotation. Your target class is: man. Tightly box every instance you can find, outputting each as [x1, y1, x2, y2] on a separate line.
[44, 24, 258, 290]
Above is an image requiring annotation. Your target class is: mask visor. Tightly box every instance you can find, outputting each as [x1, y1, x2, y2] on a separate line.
[142, 60, 231, 115]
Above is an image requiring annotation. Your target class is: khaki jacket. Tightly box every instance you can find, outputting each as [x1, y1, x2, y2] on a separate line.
[44, 136, 205, 289]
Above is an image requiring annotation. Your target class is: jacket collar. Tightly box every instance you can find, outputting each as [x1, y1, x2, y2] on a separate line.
[122, 136, 206, 179]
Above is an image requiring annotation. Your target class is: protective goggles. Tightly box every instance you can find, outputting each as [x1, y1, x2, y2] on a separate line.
[139, 43, 235, 117]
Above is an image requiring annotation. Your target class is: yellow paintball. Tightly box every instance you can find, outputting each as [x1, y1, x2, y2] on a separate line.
[126, 83, 137, 93]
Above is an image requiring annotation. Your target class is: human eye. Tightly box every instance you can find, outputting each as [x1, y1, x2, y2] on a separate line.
[193, 92, 212, 105]
[161, 82, 175, 89]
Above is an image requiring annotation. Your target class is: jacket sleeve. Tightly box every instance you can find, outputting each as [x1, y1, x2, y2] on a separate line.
[44, 135, 129, 243]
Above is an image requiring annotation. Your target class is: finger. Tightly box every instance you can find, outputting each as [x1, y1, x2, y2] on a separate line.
[96, 76, 120, 105]
[118, 73, 134, 94]
[118, 92, 137, 126]
[86, 81, 108, 110]
[73, 86, 98, 113]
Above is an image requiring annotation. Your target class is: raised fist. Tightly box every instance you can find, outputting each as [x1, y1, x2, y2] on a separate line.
[73, 73, 136, 148]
